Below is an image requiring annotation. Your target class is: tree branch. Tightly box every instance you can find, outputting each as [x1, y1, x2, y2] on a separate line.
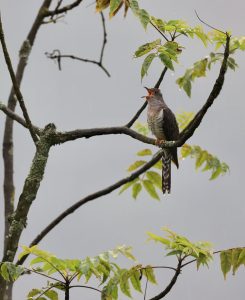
[148, 259, 182, 300]
[1, 2, 53, 297]
[17, 150, 163, 265]
[3, 124, 56, 264]
[69, 285, 102, 293]
[45, 12, 110, 77]
[53, 34, 230, 149]
[44, 0, 84, 17]
[0, 102, 40, 133]
[0, 13, 38, 143]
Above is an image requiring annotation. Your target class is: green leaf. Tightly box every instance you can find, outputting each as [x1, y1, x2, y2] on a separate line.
[119, 179, 138, 195]
[129, 0, 139, 16]
[134, 39, 161, 57]
[132, 183, 142, 199]
[45, 290, 58, 300]
[143, 266, 157, 284]
[231, 248, 243, 275]
[127, 160, 146, 172]
[147, 232, 170, 246]
[176, 112, 195, 130]
[237, 248, 245, 266]
[120, 271, 132, 298]
[220, 250, 232, 279]
[159, 53, 174, 70]
[27, 289, 42, 298]
[153, 159, 162, 170]
[109, 0, 122, 17]
[136, 149, 152, 156]
[146, 171, 162, 190]
[142, 180, 160, 200]
[130, 270, 142, 293]
[139, 9, 150, 30]
[141, 53, 156, 80]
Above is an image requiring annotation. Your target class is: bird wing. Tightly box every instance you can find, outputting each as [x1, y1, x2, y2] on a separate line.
[162, 107, 179, 168]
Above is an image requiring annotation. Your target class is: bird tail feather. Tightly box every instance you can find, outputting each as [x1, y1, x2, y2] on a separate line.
[162, 153, 171, 194]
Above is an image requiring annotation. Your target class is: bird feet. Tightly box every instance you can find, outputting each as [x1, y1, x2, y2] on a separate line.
[155, 139, 165, 147]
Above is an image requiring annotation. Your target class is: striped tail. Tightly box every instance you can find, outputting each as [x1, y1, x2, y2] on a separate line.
[162, 153, 171, 194]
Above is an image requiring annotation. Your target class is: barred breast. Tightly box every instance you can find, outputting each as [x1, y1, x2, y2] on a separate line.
[147, 109, 166, 140]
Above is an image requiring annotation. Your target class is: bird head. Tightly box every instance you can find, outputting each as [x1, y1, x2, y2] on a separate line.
[143, 87, 163, 102]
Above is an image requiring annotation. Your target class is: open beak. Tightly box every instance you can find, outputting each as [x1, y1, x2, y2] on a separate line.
[141, 86, 152, 100]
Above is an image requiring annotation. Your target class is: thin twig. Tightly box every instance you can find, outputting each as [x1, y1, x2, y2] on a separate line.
[144, 276, 149, 300]
[150, 21, 169, 42]
[0, 13, 38, 144]
[46, 52, 110, 76]
[0, 102, 40, 134]
[44, 0, 84, 17]
[99, 12, 107, 64]
[26, 267, 63, 284]
[194, 10, 226, 35]
[69, 285, 102, 293]
[46, 12, 110, 77]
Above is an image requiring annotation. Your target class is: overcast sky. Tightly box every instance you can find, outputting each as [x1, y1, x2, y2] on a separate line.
[1, 0, 245, 299]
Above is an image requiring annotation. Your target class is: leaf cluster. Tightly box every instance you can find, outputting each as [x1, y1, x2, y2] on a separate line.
[181, 144, 229, 180]
[220, 248, 245, 279]
[147, 227, 213, 269]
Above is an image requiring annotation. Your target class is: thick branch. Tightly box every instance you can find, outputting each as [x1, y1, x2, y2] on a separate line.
[0, 13, 38, 143]
[3, 124, 56, 264]
[1, 2, 52, 298]
[53, 126, 156, 145]
[17, 150, 163, 265]
[148, 259, 182, 300]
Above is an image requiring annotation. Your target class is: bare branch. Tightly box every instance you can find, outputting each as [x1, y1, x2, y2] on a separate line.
[69, 285, 102, 293]
[44, 0, 84, 17]
[46, 51, 110, 77]
[0, 102, 41, 134]
[53, 126, 156, 146]
[46, 12, 110, 77]
[195, 10, 226, 34]
[0, 13, 38, 143]
[17, 150, 163, 265]
[148, 259, 182, 300]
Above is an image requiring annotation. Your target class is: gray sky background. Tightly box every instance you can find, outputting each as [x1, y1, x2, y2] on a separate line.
[0, 0, 245, 299]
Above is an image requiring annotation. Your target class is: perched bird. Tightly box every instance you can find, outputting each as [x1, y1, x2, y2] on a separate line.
[144, 87, 179, 194]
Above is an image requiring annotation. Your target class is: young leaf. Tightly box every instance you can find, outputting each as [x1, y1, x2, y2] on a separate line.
[132, 182, 142, 199]
[141, 53, 156, 79]
[119, 179, 139, 195]
[143, 266, 157, 284]
[159, 53, 174, 70]
[136, 149, 152, 156]
[129, 0, 139, 16]
[146, 171, 162, 190]
[134, 39, 161, 57]
[109, 0, 122, 17]
[139, 9, 150, 30]
[142, 180, 160, 200]
[220, 250, 232, 279]
[130, 270, 142, 293]
[127, 160, 146, 172]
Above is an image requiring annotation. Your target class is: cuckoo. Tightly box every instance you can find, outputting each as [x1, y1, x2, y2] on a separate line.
[144, 87, 179, 194]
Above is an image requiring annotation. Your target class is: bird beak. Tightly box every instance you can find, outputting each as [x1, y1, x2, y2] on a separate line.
[142, 87, 153, 100]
